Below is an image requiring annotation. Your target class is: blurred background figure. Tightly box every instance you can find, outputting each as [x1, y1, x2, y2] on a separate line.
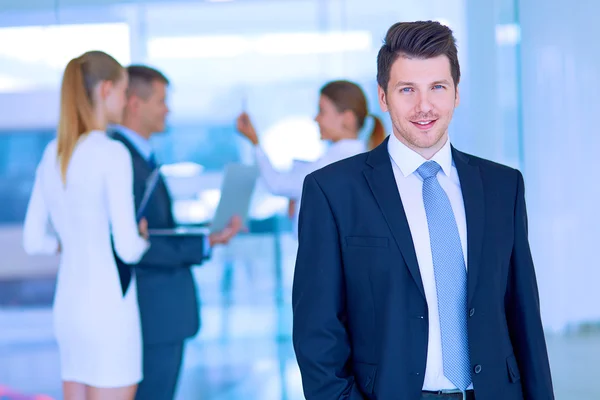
[236, 80, 386, 233]
[109, 65, 241, 400]
[22, 51, 149, 400]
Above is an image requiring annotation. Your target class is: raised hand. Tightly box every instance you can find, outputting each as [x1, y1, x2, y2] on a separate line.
[235, 113, 259, 145]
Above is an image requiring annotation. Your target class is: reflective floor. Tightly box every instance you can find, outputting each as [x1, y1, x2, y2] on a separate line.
[1, 233, 599, 399]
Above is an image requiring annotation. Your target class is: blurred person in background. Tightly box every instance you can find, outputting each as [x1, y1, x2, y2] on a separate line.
[23, 51, 149, 400]
[236, 80, 386, 232]
[108, 65, 242, 400]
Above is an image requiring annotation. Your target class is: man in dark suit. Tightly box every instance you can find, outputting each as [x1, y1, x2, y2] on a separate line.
[292, 21, 554, 400]
[110, 65, 241, 400]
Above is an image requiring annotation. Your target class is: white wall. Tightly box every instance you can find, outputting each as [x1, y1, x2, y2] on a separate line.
[519, 0, 600, 332]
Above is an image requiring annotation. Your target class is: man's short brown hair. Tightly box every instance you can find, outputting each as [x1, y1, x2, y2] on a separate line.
[377, 21, 460, 92]
[126, 65, 169, 100]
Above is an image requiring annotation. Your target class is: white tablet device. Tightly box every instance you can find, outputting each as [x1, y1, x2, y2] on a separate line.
[209, 163, 259, 233]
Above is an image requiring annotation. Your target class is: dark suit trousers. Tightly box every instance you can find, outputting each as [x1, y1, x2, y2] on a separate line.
[135, 342, 184, 400]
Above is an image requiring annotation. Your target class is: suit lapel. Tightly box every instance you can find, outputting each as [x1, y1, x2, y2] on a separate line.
[363, 138, 426, 300]
[111, 130, 176, 228]
[452, 147, 485, 305]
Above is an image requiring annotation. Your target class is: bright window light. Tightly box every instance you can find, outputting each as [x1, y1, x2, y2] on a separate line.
[0, 23, 131, 69]
[496, 24, 521, 46]
[149, 35, 247, 59]
[261, 116, 325, 170]
[148, 31, 372, 59]
[255, 31, 372, 55]
[0, 73, 36, 91]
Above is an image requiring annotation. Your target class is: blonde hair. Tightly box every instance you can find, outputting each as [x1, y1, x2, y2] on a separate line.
[56, 50, 123, 184]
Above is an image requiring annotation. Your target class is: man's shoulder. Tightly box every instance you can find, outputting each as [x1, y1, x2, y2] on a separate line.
[455, 148, 520, 176]
[109, 132, 148, 167]
[109, 130, 130, 148]
[454, 148, 523, 191]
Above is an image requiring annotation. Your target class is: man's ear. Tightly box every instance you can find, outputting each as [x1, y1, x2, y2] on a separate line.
[454, 84, 460, 108]
[127, 95, 141, 113]
[378, 85, 389, 112]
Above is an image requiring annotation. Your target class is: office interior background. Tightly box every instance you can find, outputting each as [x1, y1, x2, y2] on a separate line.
[0, 0, 598, 398]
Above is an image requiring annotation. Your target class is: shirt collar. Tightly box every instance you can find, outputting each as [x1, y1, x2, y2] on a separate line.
[109, 124, 153, 161]
[387, 132, 453, 178]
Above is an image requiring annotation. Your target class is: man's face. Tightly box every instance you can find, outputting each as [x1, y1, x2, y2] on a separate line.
[378, 54, 459, 159]
[138, 80, 169, 135]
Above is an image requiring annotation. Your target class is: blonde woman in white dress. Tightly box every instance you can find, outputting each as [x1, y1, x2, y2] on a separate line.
[23, 51, 149, 400]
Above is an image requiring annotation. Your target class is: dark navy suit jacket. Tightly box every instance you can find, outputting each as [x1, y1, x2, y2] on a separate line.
[111, 131, 207, 345]
[292, 137, 554, 400]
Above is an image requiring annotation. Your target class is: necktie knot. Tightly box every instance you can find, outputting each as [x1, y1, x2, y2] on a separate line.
[417, 160, 441, 180]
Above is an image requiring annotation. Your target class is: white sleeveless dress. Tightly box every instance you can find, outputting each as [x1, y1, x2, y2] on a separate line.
[23, 130, 149, 387]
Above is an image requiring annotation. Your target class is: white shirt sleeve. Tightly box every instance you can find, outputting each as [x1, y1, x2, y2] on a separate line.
[23, 152, 59, 255]
[106, 142, 150, 264]
[254, 146, 331, 199]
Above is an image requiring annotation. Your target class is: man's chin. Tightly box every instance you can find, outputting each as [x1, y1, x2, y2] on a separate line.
[153, 125, 168, 135]
[413, 132, 447, 150]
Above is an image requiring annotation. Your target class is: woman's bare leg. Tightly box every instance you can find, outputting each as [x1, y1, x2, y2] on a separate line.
[87, 384, 137, 400]
[63, 381, 87, 400]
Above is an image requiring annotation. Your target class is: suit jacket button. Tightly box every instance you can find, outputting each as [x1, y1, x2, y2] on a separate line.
[469, 308, 475, 317]
[474, 365, 482, 374]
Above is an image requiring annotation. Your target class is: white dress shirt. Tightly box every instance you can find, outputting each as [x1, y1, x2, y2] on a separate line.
[255, 138, 366, 235]
[387, 133, 472, 391]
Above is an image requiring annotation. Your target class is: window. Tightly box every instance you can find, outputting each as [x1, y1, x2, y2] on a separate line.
[0, 130, 55, 224]
[0, 23, 130, 92]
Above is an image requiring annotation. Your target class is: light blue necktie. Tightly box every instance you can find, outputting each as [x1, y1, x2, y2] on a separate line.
[417, 161, 471, 391]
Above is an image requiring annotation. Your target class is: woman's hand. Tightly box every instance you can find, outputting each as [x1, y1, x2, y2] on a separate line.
[236, 112, 259, 145]
[138, 218, 149, 240]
